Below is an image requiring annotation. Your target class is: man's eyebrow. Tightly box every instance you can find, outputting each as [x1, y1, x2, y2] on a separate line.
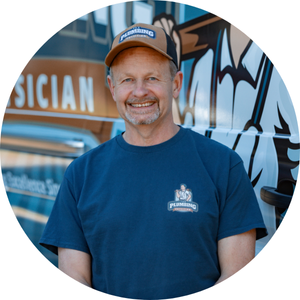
[117, 70, 162, 79]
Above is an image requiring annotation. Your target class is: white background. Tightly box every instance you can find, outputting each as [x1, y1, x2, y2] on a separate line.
[1, 0, 299, 299]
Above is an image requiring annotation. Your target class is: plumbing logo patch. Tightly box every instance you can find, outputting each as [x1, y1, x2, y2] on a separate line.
[168, 184, 198, 213]
[119, 26, 156, 43]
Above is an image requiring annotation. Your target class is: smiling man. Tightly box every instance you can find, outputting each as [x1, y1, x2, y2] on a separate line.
[40, 23, 267, 299]
[106, 34, 182, 146]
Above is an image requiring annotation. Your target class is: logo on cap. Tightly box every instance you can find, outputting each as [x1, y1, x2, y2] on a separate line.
[119, 26, 156, 43]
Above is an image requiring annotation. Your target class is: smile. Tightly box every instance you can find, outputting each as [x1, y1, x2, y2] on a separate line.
[130, 102, 154, 108]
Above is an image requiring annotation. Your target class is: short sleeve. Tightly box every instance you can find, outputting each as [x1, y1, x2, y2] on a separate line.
[39, 175, 90, 255]
[217, 161, 267, 241]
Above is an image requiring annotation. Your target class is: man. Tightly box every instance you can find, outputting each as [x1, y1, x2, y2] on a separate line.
[176, 184, 192, 201]
[40, 23, 267, 299]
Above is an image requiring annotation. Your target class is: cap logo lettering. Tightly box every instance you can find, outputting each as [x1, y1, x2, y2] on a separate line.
[119, 26, 156, 43]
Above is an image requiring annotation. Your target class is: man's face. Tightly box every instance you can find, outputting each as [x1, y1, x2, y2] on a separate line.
[181, 185, 186, 191]
[107, 47, 181, 127]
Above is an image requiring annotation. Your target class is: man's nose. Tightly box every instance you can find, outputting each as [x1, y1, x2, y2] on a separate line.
[133, 79, 148, 98]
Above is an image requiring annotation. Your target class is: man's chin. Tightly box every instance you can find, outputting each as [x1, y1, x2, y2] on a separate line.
[125, 112, 160, 126]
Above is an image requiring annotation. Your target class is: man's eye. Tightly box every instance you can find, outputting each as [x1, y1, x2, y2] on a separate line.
[123, 78, 132, 83]
[148, 77, 157, 81]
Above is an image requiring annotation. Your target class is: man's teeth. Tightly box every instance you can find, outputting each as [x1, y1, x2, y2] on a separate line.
[131, 102, 153, 107]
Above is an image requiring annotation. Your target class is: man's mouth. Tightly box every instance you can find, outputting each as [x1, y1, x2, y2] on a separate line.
[130, 102, 154, 108]
[125, 98, 160, 124]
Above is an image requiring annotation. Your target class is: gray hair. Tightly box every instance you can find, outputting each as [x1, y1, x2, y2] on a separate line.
[169, 60, 178, 81]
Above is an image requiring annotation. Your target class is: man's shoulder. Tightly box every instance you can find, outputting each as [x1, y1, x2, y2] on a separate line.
[66, 136, 118, 173]
[184, 128, 242, 165]
[185, 128, 229, 150]
[80, 136, 117, 160]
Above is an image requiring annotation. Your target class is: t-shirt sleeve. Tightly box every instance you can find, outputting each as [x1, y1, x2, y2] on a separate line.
[217, 160, 267, 241]
[39, 174, 90, 255]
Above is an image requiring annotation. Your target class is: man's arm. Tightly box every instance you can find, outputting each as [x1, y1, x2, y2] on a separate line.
[58, 248, 92, 287]
[215, 229, 256, 285]
[186, 192, 192, 201]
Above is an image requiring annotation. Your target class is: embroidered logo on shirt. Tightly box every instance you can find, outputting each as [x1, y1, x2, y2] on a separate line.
[168, 184, 198, 213]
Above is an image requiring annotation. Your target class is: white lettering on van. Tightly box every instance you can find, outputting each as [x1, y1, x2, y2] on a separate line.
[12, 73, 95, 113]
[62, 75, 76, 110]
[3, 172, 61, 198]
[46, 179, 60, 197]
[15, 75, 25, 108]
[79, 76, 94, 112]
[27, 74, 34, 107]
[36, 74, 49, 108]
[51, 75, 58, 108]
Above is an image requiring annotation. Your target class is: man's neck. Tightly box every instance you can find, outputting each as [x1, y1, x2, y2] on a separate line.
[122, 122, 180, 146]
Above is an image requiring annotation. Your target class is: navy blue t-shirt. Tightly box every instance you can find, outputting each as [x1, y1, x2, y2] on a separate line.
[40, 127, 267, 299]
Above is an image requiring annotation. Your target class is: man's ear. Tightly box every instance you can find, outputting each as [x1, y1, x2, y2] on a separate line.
[172, 71, 183, 99]
[107, 75, 115, 101]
